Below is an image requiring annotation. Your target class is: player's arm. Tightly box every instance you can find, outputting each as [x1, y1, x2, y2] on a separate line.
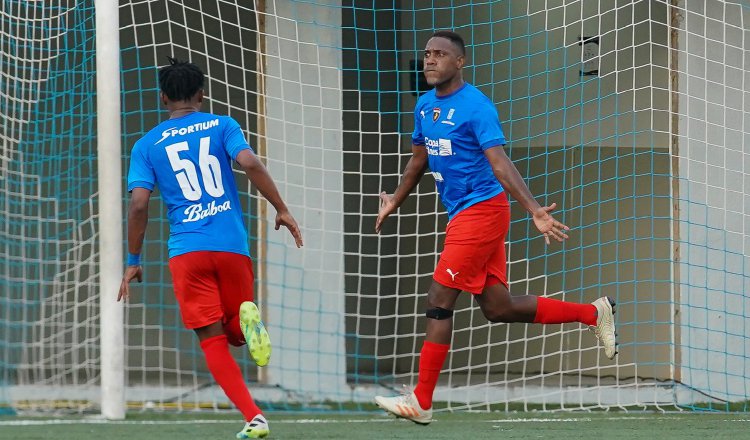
[375, 144, 428, 234]
[235, 149, 303, 248]
[484, 146, 569, 244]
[118, 187, 151, 301]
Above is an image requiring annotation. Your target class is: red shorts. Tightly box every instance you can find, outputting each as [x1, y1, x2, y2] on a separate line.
[433, 192, 510, 294]
[168, 251, 255, 329]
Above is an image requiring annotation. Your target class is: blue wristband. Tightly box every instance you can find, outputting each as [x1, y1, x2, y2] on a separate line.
[127, 253, 141, 266]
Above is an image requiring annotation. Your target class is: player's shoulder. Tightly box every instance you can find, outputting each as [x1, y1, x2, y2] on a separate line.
[460, 83, 494, 106]
[202, 113, 242, 132]
[458, 84, 497, 117]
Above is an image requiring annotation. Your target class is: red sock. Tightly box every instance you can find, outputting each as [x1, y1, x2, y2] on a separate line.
[200, 334, 261, 420]
[223, 315, 244, 346]
[533, 297, 597, 326]
[413, 341, 449, 410]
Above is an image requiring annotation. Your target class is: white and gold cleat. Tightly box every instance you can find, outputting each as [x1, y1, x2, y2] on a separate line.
[374, 391, 432, 425]
[590, 296, 617, 359]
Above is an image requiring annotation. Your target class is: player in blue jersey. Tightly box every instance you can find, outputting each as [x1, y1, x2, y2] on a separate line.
[373, 31, 617, 424]
[118, 57, 302, 439]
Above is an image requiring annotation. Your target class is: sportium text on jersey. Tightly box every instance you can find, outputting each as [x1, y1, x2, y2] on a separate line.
[412, 83, 508, 219]
[127, 112, 253, 258]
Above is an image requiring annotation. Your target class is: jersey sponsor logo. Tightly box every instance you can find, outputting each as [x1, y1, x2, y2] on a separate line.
[447, 108, 455, 119]
[182, 199, 232, 223]
[424, 137, 453, 156]
[420, 110, 426, 119]
[432, 107, 441, 122]
[155, 119, 220, 145]
[424, 137, 439, 155]
[425, 137, 440, 148]
[438, 139, 453, 156]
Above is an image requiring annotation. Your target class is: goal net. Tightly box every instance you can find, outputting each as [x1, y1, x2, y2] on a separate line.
[1, 0, 748, 414]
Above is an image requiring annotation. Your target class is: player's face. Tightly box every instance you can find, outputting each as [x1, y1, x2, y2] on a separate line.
[423, 37, 464, 87]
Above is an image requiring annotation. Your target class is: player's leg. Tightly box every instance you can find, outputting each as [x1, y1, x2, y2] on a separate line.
[195, 322, 268, 439]
[374, 281, 459, 425]
[473, 205, 617, 358]
[212, 252, 271, 438]
[375, 197, 507, 424]
[476, 283, 617, 359]
[169, 252, 268, 439]
[416, 280, 460, 404]
[477, 280, 602, 324]
[215, 252, 271, 367]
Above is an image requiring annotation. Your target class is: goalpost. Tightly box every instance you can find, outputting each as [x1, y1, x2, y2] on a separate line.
[95, 0, 124, 420]
[1, 0, 748, 415]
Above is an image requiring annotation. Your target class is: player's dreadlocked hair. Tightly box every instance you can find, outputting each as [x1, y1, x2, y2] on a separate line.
[158, 56, 205, 102]
[432, 30, 465, 56]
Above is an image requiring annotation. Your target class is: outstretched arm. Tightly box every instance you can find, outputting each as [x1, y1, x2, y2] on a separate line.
[235, 149, 303, 248]
[118, 187, 151, 301]
[484, 145, 569, 244]
[375, 145, 428, 234]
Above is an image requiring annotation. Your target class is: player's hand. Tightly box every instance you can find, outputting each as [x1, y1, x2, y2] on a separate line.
[276, 210, 303, 248]
[118, 265, 143, 302]
[375, 191, 397, 234]
[532, 202, 570, 245]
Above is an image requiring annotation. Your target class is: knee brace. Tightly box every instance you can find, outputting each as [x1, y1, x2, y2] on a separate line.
[425, 307, 454, 320]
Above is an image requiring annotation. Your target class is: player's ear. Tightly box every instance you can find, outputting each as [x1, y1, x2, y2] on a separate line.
[456, 54, 465, 69]
[196, 89, 204, 104]
[160, 92, 168, 107]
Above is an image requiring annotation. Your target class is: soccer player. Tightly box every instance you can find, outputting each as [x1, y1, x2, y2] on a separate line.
[118, 57, 303, 439]
[373, 31, 616, 424]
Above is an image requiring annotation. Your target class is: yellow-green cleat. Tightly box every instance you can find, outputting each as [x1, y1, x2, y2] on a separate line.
[240, 301, 272, 367]
[236, 414, 269, 439]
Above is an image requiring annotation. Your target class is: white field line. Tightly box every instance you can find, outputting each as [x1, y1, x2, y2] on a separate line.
[0, 418, 388, 426]
[489, 417, 750, 423]
[2, 416, 749, 427]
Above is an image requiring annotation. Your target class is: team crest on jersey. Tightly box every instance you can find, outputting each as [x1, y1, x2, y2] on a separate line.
[432, 107, 441, 122]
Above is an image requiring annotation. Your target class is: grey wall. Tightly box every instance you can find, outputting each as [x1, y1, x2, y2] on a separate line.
[675, 0, 750, 403]
[260, 0, 348, 398]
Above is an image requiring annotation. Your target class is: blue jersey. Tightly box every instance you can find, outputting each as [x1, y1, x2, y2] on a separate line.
[412, 83, 507, 219]
[127, 112, 252, 258]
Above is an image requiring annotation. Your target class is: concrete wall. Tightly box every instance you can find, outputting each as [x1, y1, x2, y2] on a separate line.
[261, 0, 348, 398]
[675, 0, 750, 403]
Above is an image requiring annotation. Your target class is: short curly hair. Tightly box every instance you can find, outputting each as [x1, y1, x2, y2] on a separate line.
[158, 56, 205, 101]
[432, 30, 465, 55]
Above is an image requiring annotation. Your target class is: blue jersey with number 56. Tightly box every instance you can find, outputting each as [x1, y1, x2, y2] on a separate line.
[127, 112, 252, 258]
